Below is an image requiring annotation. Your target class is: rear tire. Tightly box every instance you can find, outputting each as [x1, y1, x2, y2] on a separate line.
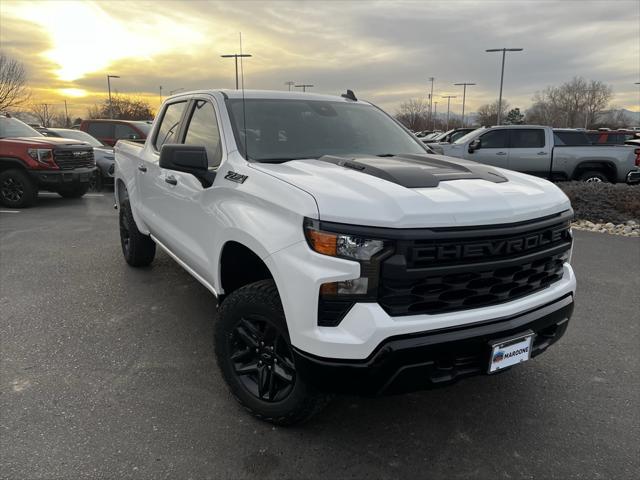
[119, 198, 156, 267]
[58, 184, 89, 198]
[578, 170, 609, 183]
[0, 169, 37, 208]
[215, 279, 329, 426]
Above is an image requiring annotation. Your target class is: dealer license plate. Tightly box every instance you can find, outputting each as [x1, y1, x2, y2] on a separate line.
[488, 332, 534, 373]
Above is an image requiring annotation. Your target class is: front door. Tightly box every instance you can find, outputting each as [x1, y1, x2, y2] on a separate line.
[470, 129, 509, 168]
[506, 128, 550, 177]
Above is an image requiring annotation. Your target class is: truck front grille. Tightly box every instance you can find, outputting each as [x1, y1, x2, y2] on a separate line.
[54, 149, 95, 170]
[378, 216, 572, 316]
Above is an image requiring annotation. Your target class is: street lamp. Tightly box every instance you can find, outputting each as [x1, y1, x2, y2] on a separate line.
[485, 48, 523, 125]
[220, 53, 252, 89]
[441, 95, 457, 130]
[428, 77, 435, 125]
[285, 81, 295, 91]
[295, 84, 314, 92]
[432, 101, 438, 130]
[453, 82, 476, 127]
[106, 75, 120, 119]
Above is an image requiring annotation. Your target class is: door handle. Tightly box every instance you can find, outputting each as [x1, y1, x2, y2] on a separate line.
[138, 164, 147, 172]
[537, 151, 548, 155]
[165, 175, 177, 186]
[496, 151, 507, 155]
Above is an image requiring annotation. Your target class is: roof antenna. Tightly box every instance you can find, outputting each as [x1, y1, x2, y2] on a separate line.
[341, 89, 357, 101]
[240, 32, 249, 160]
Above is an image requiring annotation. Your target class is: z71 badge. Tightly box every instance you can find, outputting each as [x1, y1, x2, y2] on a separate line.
[224, 171, 248, 184]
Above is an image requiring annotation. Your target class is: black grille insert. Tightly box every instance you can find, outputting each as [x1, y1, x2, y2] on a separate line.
[54, 149, 95, 170]
[379, 220, 571, 316]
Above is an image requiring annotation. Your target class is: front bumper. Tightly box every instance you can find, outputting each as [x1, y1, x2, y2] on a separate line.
[294, 293, 574, 395]
[29, 167, 97, 188]
[626, 170, 640, 184]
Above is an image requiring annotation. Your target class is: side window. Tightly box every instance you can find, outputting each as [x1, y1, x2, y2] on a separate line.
[510, 129, 545, 148]
[479, 129, 508, 149]
[154, 101, 187, 151]
[183, 100, 223, 168]
[87, 122, 114, 138]
[114, 124, 138, 139]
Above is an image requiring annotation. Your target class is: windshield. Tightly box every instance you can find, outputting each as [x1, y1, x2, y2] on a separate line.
[0, 117, 43, 138]
[50, 129, 105, 147]
[453, 127, 486, 145]
[226, 99, 428, 161]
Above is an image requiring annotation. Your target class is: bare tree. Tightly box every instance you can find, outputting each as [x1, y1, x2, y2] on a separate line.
[476, 100, 510, 126]
[526, 77, 612, 128]
[396, 98, 430, 131]
[87, 94, 154, 120]
[0, 53, 30, 111]
[29, 103, 58, 127]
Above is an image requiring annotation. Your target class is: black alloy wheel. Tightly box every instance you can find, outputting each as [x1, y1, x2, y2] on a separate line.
[1, 176, 24, 203]
[228, 315, 296, 402]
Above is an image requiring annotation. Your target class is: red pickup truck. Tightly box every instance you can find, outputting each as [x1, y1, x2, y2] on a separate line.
[0, 115, 96, 208]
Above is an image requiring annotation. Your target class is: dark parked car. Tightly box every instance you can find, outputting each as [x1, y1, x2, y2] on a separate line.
[79, 119, 152, 147]
[422, 128, 476, 144]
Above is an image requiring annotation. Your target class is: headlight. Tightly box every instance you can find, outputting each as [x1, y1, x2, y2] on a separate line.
[27, 148, 54, 166]
[304, 219, 392, 326]
[304, 221, 385, 261]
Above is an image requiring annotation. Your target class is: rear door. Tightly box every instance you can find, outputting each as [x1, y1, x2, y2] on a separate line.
[86, 122, 115, 146]
[137, 99, 189, 237]
[471, 129, 509, 167]
[506, 128, 549, 177]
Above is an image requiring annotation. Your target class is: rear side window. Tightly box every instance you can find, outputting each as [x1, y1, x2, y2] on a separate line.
[87, 122, 114, 138]
[154, 101, 187, 151]
[479, 129, 508, 149]
[510, 129, 545, 148]
[554, 131, 591, 146]
[183, 100, 223, 168]
[115, 124, 139, 139]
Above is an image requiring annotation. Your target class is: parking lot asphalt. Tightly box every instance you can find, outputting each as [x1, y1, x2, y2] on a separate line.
[1, 192, 639, 480]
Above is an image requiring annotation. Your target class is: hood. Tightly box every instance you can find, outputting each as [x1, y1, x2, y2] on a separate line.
[3, 136, 91, 148]
[250, 154, 571, 228]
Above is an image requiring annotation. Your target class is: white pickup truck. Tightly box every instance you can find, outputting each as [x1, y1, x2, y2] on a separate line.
[115, 90, 576, 425]
[431, 125, 640, 183]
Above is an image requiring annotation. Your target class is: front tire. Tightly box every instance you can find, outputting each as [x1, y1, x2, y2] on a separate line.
[215, 280, 328, 426]
[0, 169, 37, 208]
[119, 199, 156, 267]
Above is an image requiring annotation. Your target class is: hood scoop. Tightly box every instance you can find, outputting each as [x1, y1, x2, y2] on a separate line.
[315, 154, 508, 188]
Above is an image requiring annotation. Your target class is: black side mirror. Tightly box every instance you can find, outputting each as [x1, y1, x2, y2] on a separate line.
[159, 144, 215, 187]
[468, 138, 481, 153]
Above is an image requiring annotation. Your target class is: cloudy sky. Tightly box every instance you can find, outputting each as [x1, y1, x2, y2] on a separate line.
[1, 0, 639, 118]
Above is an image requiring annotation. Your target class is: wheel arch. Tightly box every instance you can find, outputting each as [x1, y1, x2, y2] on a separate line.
[218, 239, 277, 298]
[0, 157, 29, 173]
[573, 160, 617, 181]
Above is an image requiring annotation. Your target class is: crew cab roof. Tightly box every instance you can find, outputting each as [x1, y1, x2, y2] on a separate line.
[169, 89, 372, 105]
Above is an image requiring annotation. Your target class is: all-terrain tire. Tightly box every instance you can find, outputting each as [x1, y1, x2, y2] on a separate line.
[215, 279, 329, 426]
[57, 184, 90, 198]
[119, 198, 156, 267]
[0, 169, 37, 208]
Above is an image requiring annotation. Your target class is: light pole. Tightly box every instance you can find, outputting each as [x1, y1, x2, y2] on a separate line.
[295, 84, 314, 92]
[453, 82, 475, 127]
[221, 53, 252, 89]
[432, 101, 438, 130]
[159, 85, 162, 105]
[441, 95, 457, 130]
[285, 81, 295, 91]
[428, 76, 435, 127]
[485, 48, 523, 125]
[106, 75, 120, 119]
